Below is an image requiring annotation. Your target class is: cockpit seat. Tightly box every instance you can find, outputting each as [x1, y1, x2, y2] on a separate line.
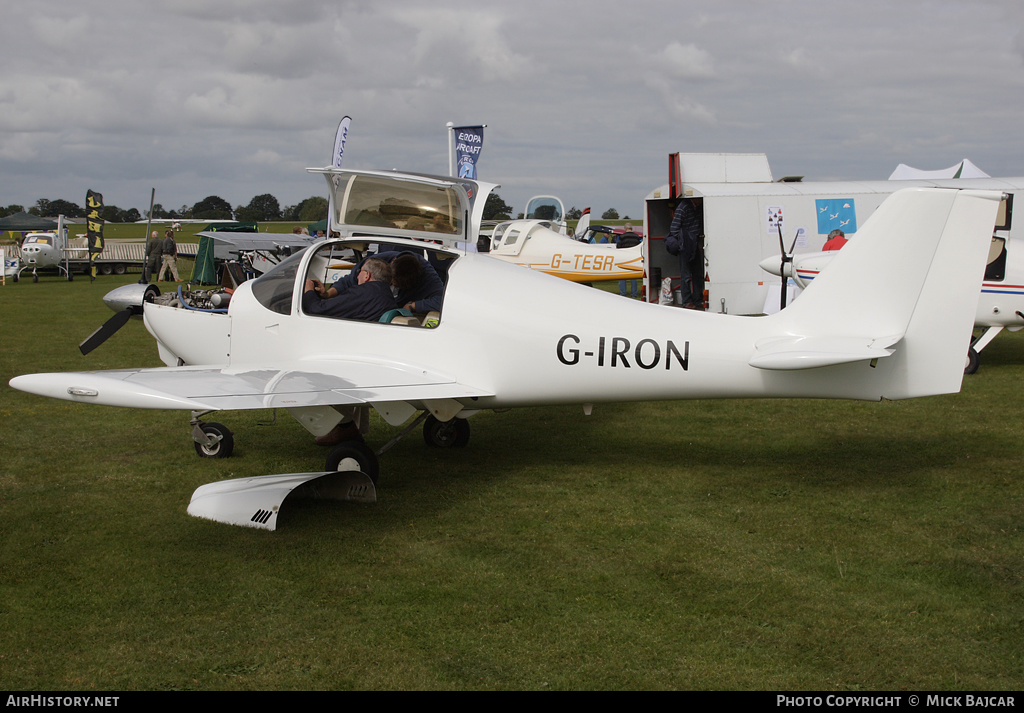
[380, 308, 421, 327]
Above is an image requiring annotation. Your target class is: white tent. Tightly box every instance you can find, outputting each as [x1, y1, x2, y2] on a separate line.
[888, 159, 990, 180]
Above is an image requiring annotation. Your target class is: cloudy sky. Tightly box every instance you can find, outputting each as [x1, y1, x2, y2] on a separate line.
[2, 0, 1022, 220]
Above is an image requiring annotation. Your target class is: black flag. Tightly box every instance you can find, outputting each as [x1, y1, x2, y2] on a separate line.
[86, 190, 104, 279]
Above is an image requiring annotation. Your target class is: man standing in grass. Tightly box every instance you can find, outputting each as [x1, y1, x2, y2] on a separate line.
[158, 228, 180, 282]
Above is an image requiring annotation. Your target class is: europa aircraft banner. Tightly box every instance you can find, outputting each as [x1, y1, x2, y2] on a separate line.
[86, 189, 104, 254]
[332, 116, 351, 168]
[453, 125, 484, 179]
[330, 116, 352, 197]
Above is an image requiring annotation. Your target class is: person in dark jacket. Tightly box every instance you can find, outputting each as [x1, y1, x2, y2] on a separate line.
[302, 257, 396, 321]
[318, 250, 445, 314]
[145, 231, 162, 280]
[157, 229, 181, 282]
[664, 198, 704, 309]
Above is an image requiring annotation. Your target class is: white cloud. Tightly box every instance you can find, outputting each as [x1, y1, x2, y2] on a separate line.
[660, 42, 715, 80]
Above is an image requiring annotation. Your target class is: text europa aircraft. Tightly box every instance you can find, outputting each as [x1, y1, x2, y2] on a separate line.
[759, 227, 1024, 374]
[8, 170, 1005, 530]
[487, 199, 644, 283]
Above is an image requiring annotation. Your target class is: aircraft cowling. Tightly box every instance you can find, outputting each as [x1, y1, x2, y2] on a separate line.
[102, 282, 161, 314]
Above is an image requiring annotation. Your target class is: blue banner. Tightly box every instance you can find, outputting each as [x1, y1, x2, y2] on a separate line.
[453, 125, 484, 179]
[815, 198, 857, 235]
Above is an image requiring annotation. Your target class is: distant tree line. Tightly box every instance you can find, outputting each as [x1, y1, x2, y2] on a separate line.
[0, 191, 623, 225]
[0, 193, 333, 224]
[567, 206, 628, 221]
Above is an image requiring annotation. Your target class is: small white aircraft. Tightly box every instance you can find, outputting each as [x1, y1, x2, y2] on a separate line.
[8, 169, 1006, 530]
[487, 219, 644, 283]
[15, 226, 73, 282]
[488, 200, 644, 283]
[760, 232, 1024, 373]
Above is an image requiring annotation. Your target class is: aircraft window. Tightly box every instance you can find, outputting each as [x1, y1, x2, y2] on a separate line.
[340, 175, 463, 235]
[527, 200, 562, 223]
[301, 241, 452, 328]
[985, 237, 1007, 282]
[504, 228, 521, 246]
[491, 222, 509, 244]
[250, 249, 307, 314]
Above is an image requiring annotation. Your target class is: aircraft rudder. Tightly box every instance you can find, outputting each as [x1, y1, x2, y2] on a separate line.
[884, 189, 1004, 398]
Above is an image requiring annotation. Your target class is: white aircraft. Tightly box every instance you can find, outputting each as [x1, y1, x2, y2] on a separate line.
[8, 170, 1006, 531]
[760, 231, 1024, 374]
[487, 200, 644, 283]
[484, 198, 644, 283]
[487, 219, 644, 283]
[14, 226, 73, 282]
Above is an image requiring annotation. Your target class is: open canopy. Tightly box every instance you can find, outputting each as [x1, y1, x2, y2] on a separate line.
[309, 167, 500, 248]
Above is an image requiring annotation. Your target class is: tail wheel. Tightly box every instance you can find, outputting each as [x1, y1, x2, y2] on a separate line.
[423, 415, 470, 448]
[194, 422, 234, 458]
[326, 440, 379, 484]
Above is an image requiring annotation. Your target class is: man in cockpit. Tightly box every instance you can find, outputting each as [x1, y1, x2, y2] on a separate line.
[316, 250, 445, 314]
[302, 257, 397, 321]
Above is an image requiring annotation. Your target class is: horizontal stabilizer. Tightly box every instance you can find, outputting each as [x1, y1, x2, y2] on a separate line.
[188, 471, 377, 531]
[749, 335, 902, 370]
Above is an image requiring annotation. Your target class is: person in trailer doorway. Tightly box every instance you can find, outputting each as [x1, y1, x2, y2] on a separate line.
[665, 198, 705, 310]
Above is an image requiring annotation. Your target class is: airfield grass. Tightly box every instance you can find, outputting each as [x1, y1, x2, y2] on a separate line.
[0, 275, 1022, 691]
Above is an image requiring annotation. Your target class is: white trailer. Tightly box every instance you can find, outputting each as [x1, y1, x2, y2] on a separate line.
[8, 237, 198, 278]
[643, 153, 1024, 315]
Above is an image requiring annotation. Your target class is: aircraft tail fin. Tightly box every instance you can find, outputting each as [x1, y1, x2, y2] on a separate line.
[574, 207, 591, 239]
[772, 187, 1003, 399]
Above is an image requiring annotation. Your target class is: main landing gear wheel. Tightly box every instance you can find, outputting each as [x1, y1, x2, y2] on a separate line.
[965, 346, 980, 375]
[326, 440, 379, 484]
[193, 422, 234, 458]
[422, 415, 470, 448]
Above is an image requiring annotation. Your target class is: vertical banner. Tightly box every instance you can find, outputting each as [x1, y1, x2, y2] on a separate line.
[328, 116, 352, 235]
[332, 116, 351, 169]
[86, 189, 104, 280]
[451, 125, 485, 179]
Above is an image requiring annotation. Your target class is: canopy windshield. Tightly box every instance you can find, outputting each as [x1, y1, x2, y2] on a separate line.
[334, 173, 464, 238]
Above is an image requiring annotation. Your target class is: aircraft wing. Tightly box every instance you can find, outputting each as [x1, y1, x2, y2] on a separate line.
[9, 360, 493, 411]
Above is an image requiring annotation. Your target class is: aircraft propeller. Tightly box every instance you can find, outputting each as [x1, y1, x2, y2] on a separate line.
[79, 283, 160, 355]
[79, 308, 134, 355]
[777, 224, 799, 310]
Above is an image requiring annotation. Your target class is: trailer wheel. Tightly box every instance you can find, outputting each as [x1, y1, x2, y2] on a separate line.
[113, 263, 126, 275]
[99, 264, 113, 276]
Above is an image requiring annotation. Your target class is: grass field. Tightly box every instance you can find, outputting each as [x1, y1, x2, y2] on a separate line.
[0, 274, 1022, 691]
